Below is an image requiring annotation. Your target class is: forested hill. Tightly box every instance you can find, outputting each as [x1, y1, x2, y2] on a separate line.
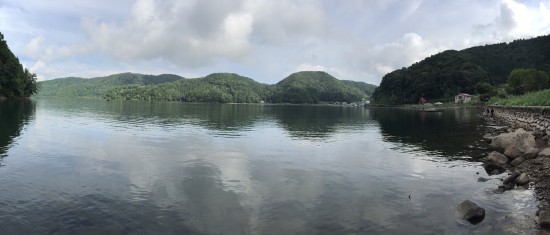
[270, 71, 371, 103]
[0, 32, 38, 98]
[372, 34, 550, 104]
[38, 71, 376, 103]
[36, 73, 184, 97]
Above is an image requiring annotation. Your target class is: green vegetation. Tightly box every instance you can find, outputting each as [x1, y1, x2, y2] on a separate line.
[270, 71, 368, 103]
[373, 35, 550, 105]
[489, 89, 550, 106]
[105, 73, 268, 103]
[506, 68, 549, 95]
[36, 73, 183, 98]
[0, 32, 38, 98]
[38, 71, 376, 104]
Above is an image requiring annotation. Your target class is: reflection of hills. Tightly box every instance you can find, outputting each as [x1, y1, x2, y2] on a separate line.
[0, 100, 35, 157]
[37, 99, 375, 139]
[370, 107, 486, 160]
[267, 105, 373, 139]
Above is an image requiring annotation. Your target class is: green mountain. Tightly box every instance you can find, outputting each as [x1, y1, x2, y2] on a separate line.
[104, 73, 269, 103]
[38, 71, 376, 104]
[270, 71, 368, 103]
[0, 32, 38, 98]
[36, 73, 184, 98]
[373, 34, 550, 104]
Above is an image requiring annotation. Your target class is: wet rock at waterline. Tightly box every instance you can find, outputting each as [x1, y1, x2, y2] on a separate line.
[490, 128, 539, 159]
[516, 173, 530, 186]
[483, 151, 508, 175]
[457, 200, 485, 224]
[486, 151, 509, 165]
[477, 177, 489, 182]
[503, 172, 521, 185]
[540, 211, 550, 229]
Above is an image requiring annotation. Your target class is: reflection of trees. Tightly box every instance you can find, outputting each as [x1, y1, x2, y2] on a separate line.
[38, 99, 376, 139]
[370, 107, 486, 160]
[0, 100, 35, 157]
[268, 105, 373, 139]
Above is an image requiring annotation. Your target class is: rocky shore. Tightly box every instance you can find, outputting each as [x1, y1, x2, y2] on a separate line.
[482, 106, 550, 233]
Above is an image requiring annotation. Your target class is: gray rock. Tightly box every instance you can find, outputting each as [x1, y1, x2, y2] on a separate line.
[540, 211, 550, 229]
[486, 151, 509, 165]
[457, 200, 485, 224]
[477, 177, 489, 182]
[515, 173, 529, 186]
[525, 147, 539, 159]
[484, 163, 505, 175]
[490, 128, 539, 159]
[510, 157, 524, 166]
[539, 147, 550, 158]
[503, 172, 521, 185]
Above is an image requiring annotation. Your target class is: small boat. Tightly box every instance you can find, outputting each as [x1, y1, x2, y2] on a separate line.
[420, 107, 443, 112]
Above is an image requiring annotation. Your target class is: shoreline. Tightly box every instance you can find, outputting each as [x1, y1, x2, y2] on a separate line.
[482, 107, 550, 233]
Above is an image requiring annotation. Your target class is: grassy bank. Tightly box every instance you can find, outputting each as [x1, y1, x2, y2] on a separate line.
[489, 89, 550, 106]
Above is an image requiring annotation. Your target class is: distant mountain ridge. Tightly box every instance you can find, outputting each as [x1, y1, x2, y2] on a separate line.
[372, 34, 550, 104]
[37, 71, 376, 104]
[37, 73, 184, 97]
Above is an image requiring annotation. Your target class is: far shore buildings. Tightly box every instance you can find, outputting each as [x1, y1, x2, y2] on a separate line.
[455, 93, 472, 103]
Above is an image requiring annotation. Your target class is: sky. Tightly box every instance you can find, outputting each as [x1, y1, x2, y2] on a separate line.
[1, 0, 550, 85]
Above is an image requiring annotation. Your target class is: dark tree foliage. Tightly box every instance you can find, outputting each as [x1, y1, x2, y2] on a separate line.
[373, 50, 490, 104]
[38, 71, 376, 104]
[0, 32, 38, 98]
[373, 35, 550, 104]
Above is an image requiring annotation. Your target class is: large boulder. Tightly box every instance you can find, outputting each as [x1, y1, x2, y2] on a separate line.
[490, 128, 539, 159]
[457, 200, 485, 224]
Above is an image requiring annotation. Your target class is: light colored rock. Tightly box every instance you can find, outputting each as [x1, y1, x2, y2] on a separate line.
[525, 147, 539, 159]
[511, 157, 524, 166]
[515, 173, 529, 185]
[490, 128, 538, 159]
[539, 147, 550, 158]
[486, 151, 509, 165]
[457, 200, 485, 224]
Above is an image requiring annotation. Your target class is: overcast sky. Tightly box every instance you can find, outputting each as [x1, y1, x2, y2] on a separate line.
[1, 0, 549, 84]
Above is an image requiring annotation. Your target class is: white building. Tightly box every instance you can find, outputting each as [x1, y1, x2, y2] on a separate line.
[455, 93, 472, 103]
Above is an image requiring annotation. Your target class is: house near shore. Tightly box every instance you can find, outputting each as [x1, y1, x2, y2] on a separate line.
[455, 93, 472, 103]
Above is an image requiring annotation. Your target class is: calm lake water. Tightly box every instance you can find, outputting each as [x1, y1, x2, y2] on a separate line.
[0, 98, 537, 234]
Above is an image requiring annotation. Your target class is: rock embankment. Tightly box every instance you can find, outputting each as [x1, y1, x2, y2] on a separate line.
[485, 106, 550, 232]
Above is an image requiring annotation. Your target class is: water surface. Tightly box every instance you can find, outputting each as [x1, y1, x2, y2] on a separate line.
[0, 98, 537, 234]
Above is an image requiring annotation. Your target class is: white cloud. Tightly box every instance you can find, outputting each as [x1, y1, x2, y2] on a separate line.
[352, 33, 446, 78]
[3, 0, 550, 84]
[469, 0, 550, 45]
[80, 0, 255, 67]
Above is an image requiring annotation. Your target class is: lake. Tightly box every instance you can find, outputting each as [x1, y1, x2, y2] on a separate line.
[0, 98, 537, 234]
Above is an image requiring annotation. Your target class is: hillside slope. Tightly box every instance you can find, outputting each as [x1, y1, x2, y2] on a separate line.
[37, 73, 184, 97]
[270, 71, 368, 103]
[104, 73, 269, 103]
[38, 71, 376, 104]
[373, 35, 550, 104]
